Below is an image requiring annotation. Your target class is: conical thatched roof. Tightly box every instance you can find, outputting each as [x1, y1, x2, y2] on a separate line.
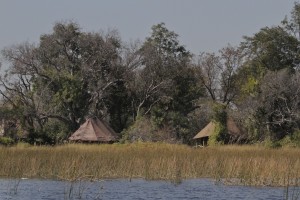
[193, 121, 216, 139]
[69, 117, 118, 142]
[193, 118, 242, 140]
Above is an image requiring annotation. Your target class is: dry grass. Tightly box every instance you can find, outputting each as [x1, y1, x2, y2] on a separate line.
[0, 142, 300, 186]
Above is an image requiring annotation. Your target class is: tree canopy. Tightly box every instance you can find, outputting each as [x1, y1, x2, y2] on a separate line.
[1, 3, 300, 146]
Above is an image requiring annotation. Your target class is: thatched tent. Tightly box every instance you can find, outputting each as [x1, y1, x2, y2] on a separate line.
[193, 118, 242, 146]
[69, 117, 118, 143]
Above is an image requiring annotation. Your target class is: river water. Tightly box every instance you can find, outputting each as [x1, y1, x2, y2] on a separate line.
[0, 178, 297, 200]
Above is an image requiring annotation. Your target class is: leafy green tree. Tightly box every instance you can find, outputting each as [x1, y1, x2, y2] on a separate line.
[130, 23, 192, 118]
[241, 26, 298, 71]
[144, 23, 190, 60]
[0, 22, 125, 143]
[126, 23, 204, 143]
[34, 22, 123, 134]
[235, 3, 300, 143]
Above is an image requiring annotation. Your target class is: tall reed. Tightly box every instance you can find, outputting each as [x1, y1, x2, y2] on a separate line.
[0, 143, 299, 186]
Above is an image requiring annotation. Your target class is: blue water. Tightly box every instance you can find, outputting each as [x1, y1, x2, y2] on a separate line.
[0, 178, 297, 200]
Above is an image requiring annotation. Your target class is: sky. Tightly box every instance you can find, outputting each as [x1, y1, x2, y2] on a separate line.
[0, 0, 297, 55]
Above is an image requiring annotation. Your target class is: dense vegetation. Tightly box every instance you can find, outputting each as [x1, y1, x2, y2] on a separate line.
[0, 143, 300, 186]
[1, 3, 300, 146]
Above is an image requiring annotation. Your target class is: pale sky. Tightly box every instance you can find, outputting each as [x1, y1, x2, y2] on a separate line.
[0, 0, 296, 55]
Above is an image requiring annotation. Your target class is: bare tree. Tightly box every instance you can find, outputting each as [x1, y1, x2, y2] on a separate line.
[219, 45, 243, 105]
[196, 52, 221, 101]
[196, 45, 242, 106]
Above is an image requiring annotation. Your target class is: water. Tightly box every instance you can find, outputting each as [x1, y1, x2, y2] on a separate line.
[0, 178, 297, 200]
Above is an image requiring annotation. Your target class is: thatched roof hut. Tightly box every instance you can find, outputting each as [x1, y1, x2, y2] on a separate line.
[193, 121, 216, 140]
[193, 118, 242, 146]
[69, 117, 118, 143]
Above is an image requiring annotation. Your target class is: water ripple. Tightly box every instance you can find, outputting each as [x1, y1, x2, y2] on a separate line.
[0, 178, 295, 200]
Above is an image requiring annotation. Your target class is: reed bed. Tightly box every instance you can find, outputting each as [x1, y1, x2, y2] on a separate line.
[0, 142, 300, 186]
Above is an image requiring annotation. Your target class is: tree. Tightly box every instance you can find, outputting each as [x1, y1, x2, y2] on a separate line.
[282, 2, 300, 69]
[282, 2, 300, 40]
[234, 4, 300, 143]
[196, 52, 220, 102]
[125, 23, 204, 143]
[196, 45, 242, 106]
[194, 45, 243, 145]
[143, 23, 190, 60]
[241, 26, 299, 71]
[130, 23, 193, 117]
[0, 42, 46, 142]
[256, 69, 300, 140]
[0, 22, 126, 143]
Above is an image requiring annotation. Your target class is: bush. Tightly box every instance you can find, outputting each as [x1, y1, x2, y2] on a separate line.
[42, 119, 70, 144]
[208, 103, 229, 145]
[0, 137, 15, 146]
[291, 129, 300, 146]
[121, 116, 175, 143]
[278, 130, 300, 148]
[25, 119, 70, 145]
[263, 137, 282, 149]
[121, 117, 155, 143]
[208, 121, 226, 146]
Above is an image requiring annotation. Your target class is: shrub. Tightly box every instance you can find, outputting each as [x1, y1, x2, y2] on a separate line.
[121, 117, 155, 143]
[263, 137, 282, 149]
[42, 119, 70, 144]
[291, 129, 300, 146]
[208, 121, 226, 146]
[0, 137, 15, 146]
[208, 103, 229, 145]
[121, 116, 175, 143]
[279, 130, 300, 148]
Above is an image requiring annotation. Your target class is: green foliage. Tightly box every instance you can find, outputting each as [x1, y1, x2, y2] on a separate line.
[144, 22, 191, 60]
[263, 137, 282, 149]
[2, 4, 300, 146]
[0, 137, 15, 146]
[151, 106, 168, 128]
[171, 67, 205, 115]
[243, 117, 261, 143]
[121, 116, 160, 143]
[282, 2, 300, 40]
[42, 119, 70, 144]
[212, 103, 227, 124]
[279, 130, 300, 147]
[0, 21, 125, 144]
[26, 130, 49, 145]
[279, 136, 295, 147]
[208, 104, 230, 145]
[242, 26, 298, 71]
[150, 106, 199, 144]
[208, 122, 223, 146]
[292, 129, 300, 144]
[168, 111, 191, 143]
[136, 23, 204, 144]
[104, 81, 132, 133]
[240, 76, 259, 97]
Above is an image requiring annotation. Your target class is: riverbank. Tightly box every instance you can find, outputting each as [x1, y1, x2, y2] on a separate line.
[0, 143, 299, 186]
